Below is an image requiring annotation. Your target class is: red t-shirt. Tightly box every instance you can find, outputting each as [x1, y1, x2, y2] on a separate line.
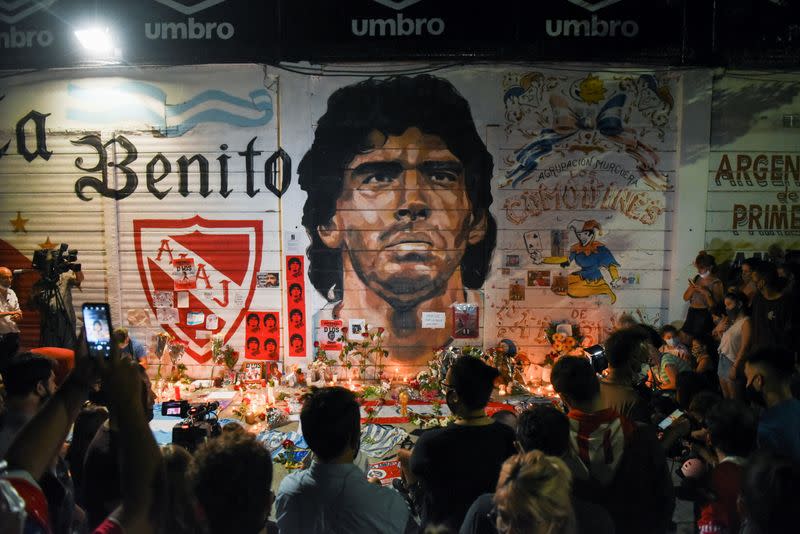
[698, 460, 744, 534]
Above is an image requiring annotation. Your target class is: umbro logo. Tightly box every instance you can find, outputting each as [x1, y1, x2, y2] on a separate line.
[0, 0, 57, 25]
[152, 0, 226, 16]
[568, 0, 624, 12]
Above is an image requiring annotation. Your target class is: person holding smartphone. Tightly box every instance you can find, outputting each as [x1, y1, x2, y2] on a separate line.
[681, 252, 724, 345]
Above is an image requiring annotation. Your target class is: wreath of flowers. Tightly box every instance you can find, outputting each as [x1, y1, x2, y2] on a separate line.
[543, 322, 584, 366]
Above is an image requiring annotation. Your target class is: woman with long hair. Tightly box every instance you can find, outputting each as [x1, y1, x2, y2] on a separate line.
[717, 290, 751, 399]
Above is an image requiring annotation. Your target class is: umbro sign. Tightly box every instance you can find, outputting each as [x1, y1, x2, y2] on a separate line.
[352, 0, 445, 37]
[147, 0, 234, 41]
[0, 0, 56, 49]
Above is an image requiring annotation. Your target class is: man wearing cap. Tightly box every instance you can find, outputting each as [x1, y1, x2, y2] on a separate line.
[560, 220, 621, 303]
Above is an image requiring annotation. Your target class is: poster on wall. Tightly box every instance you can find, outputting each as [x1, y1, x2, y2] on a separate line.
[453, 304, 479, 339]
[318, 320, 344, 352]
[285, 255, 307, 357]
[243, 311, 280, 361]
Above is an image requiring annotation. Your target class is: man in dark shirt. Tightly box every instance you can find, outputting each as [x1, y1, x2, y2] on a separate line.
[744, 346, 800, 464]
[407, 356, 515, 529]
[83, 365, 154, 529]
[750, 262, 793, 350]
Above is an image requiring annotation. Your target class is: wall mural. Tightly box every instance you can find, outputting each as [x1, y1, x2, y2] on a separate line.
[300, 75, 495, 367]
[0, 65, 686, 375]
[483, 69, 679, 365]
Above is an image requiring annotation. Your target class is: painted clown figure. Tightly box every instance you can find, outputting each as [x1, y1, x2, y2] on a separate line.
[559, 220, 620, 303]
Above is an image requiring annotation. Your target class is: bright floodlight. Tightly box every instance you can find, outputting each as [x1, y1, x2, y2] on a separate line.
[75, 27, 114, 56]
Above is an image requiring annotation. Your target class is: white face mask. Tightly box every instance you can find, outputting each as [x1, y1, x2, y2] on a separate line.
[666, 337, 676, 347]
[699, 271, 710, 278]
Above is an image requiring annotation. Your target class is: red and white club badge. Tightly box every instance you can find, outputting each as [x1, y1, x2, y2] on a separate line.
[134, 216, 263, 363]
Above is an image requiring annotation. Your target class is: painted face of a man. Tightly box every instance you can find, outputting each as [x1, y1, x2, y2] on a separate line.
[248, 340, 259, 355]
[319, 127, 486, 310]
[577, 230, 594, 247]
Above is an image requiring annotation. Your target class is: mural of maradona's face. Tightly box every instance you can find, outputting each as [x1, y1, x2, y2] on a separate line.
[320, 127, 486, 310]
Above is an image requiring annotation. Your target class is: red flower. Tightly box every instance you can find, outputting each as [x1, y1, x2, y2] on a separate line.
[242, 397, 251, 404]
[258, 412, 266, 421]
[377, 327, 385, 334]
[282, 439, 295, 449]
[362, 332, 370, 338]
[313, 341, 320, 347]
[342, 327, 349, 334]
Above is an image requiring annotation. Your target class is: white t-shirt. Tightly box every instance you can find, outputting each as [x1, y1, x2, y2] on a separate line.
[0, 287, 20, 334]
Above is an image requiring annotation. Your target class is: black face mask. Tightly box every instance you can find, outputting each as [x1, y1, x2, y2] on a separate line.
[445, 389, 458, 416]
[726, 307, 739, 322]
[745, 382, 766, 408]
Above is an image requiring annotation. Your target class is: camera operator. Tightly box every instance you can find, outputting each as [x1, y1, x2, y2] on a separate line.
[0, 266, 22, 363]
[31, 245, 83, 350]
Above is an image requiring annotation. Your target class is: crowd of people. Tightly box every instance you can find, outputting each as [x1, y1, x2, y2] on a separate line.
[0, 251, 798, 534]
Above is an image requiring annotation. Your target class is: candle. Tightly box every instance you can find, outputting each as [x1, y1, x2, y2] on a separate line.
[266, 383, 275, 405]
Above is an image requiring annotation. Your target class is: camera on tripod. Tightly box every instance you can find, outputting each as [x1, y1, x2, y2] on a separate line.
[165, 400, 222, 452]
[32, 243, 80, 285]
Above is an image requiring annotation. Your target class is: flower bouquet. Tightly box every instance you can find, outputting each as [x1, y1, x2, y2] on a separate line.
[339, 324, 389, 380]
[542, 322, 585, 378]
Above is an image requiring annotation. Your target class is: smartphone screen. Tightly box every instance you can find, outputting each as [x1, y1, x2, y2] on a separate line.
[82, 303, 113, 359]
[658, 409, 684, 430]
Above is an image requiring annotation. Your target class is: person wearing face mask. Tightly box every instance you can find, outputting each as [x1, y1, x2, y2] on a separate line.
[749, 261, 793, 351]
[653, 326, 692, 392]
[737, 257, 760, 306]
[717, 291, 751, 400]
[681, 252, 724, 345]
[406, 356, 516, 530]
[743, 346, 800, 464]
[660, 325, 691, 363]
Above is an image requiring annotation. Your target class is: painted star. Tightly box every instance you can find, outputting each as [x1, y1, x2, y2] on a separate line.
[10, 211, 28, 233]
[39, 236, 57, 250]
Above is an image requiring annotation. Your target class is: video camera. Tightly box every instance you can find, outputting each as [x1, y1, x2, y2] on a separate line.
[32, 243, 80, 285]
[584, 344, 609, 374]
[164, 400, 222, 452]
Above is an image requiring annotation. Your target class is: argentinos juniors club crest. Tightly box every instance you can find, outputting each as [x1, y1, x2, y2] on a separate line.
[134, 216, 262, 363]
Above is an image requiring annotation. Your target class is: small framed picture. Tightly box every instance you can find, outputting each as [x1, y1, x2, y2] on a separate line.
[244, 362, 264, 383]
[453, 303, 479, 339]
[505, 254, 520, 267]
